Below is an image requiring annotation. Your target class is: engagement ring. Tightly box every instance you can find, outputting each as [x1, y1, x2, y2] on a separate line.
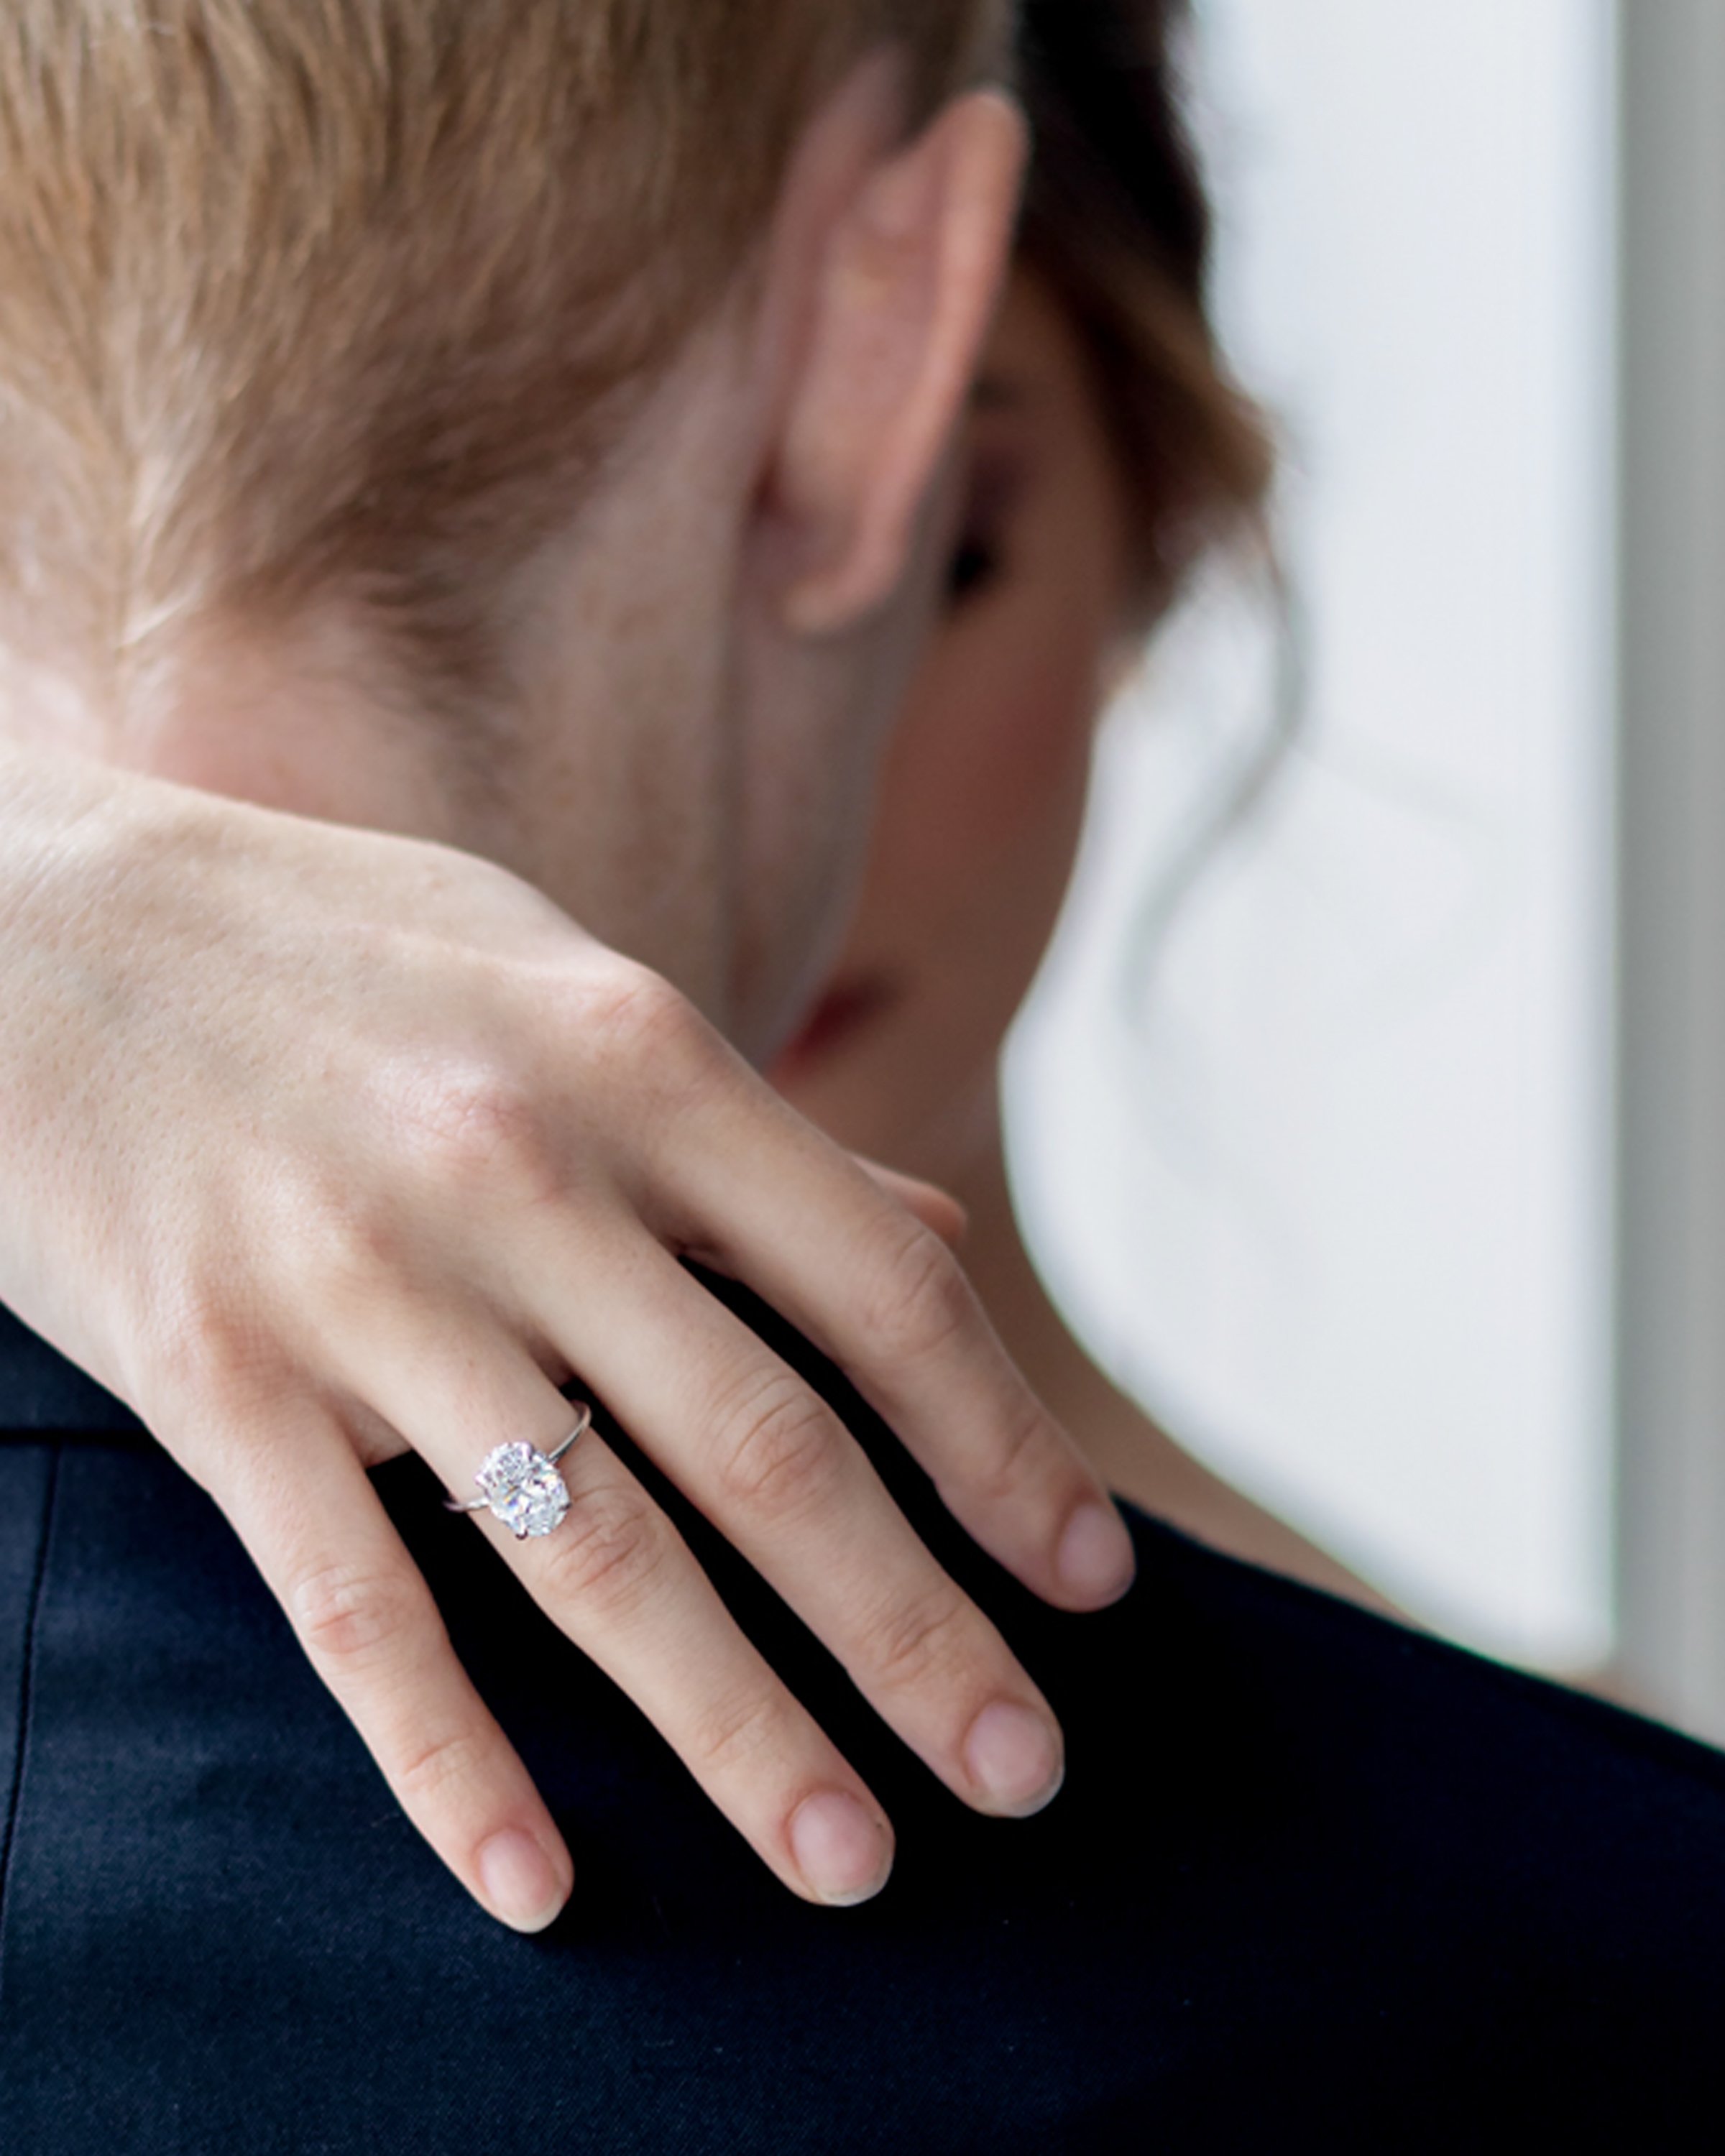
[443, 1406, 592, 1539]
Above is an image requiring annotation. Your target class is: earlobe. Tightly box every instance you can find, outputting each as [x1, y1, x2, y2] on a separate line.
[766, 87, 1028, 640]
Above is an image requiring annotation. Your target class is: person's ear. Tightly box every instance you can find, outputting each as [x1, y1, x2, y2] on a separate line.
[755, 76, 1027, 637]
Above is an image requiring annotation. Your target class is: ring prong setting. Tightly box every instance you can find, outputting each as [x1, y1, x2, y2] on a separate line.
[443, 1409, 589, 1536]
[474, 1441, 571, 1539]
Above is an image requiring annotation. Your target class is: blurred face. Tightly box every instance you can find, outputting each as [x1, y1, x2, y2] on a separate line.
[770, 267, 1140, 1182]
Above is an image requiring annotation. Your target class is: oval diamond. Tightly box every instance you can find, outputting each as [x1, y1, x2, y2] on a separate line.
[474, 1440, 571, 1539]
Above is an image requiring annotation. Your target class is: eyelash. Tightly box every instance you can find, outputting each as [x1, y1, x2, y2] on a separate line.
[947, 533, 1004, 604]
[945, 446, 1024, 610]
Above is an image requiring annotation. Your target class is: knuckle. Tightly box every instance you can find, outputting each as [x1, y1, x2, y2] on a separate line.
[711, 1371, 842, 1521]
[385, 1056, 555, 1204]
[686, 1685, 789, 1781]
[537, 1484, 671, 1618]
[278, 1176, 400, 1310]
[581, 962, 694, 1061]
[389, 1720, 491, 1811]
[576, 960, 724, 1101]
[141, 1276, 277, 1424]
[857, 1580, 978, 1697]
[292, 1561, 422, 1674]
[857, 1220, 974, 1369]
[966, 1395, 1052, 1511]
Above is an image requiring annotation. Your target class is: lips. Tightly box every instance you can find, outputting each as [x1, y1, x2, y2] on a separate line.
[772, 972, 898, 1077]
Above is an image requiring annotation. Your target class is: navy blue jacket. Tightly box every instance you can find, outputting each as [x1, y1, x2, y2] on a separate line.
[3, 1287, 1724, 2152]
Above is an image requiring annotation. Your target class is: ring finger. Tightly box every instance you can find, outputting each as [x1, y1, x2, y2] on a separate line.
[354, 1330, 899, 1908]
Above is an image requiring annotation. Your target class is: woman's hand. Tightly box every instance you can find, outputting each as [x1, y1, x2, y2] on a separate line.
[0, 743, 1135, 1928]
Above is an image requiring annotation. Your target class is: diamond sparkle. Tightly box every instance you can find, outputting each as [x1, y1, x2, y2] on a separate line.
[473, 1441, 571, 1539]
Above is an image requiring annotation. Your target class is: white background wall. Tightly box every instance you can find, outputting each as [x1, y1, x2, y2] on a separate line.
[1005, 0, 1619, 1668]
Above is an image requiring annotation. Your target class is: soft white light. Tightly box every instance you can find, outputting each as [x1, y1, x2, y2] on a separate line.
[1006, 0, 1617, 1667]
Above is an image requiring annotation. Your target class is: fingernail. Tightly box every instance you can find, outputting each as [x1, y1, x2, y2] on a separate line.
[1057, 1502, 1136, 1603]
[964, 1700, 1064, 1816]
[789, 1790, 893, 1907]
[478, 1828, 568, 1932]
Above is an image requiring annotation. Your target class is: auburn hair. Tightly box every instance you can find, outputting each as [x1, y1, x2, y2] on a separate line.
[1018, 0, 1273, 619]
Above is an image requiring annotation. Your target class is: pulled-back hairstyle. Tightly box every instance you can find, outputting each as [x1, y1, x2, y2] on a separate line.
[1018, 0, 1272, 617]
[0, 1, 1006, 704]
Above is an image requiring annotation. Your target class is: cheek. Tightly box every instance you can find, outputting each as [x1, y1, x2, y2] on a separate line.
[879, 589, 1108, 907]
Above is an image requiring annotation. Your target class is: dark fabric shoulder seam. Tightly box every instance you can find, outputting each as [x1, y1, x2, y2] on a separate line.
[1122, 1500, 1725, 1790]
[0, 1439, 62, 2004]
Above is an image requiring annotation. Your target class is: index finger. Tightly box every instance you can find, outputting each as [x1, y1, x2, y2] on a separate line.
[211, 1411, 576, 1934]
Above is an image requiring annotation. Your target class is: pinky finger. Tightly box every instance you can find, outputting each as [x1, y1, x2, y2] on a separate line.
[848, 1156, 969, 1250]
[216, 1413, 574, 1934]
